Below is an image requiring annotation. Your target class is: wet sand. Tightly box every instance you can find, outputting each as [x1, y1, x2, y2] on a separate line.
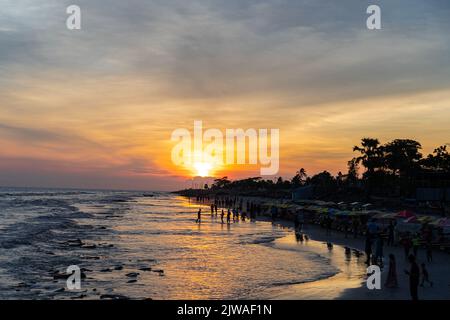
[267, 220, 450, 300]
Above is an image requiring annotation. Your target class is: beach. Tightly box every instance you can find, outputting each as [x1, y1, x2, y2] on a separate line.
[268, 220, 450, 300]
[0, 188, 448, 300]
[189, 194, 450, 300]
[0, 189, 340, 299]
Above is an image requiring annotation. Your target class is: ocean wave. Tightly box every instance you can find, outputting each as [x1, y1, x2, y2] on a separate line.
[269, 271, 338, 287]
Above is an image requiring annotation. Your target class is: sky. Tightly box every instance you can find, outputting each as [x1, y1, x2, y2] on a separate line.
[0, 0, 449, 191]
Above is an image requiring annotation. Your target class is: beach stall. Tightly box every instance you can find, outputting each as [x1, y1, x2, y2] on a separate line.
[433, 218, 450, 234]
[371, 212, 397, 232]
[396, 216, 422, 233]
[429, 218, 450, 252]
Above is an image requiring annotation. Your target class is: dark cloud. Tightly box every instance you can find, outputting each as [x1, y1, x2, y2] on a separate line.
[1, 0, 449, 189]
[1, 0, 449, 102]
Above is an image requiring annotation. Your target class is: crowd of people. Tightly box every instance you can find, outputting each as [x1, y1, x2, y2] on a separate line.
[194, 195, 263, 224]
[192, 195, 439, 300]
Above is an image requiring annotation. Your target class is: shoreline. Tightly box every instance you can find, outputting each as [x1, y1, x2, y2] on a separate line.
[188, 196, 449, 300]
[267, 219, 450, 300]
[263, 219, 367, 300]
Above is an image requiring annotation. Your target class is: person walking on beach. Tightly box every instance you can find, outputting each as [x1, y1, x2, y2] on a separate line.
[210, 204, 214, 217]
[214, 204, 218, 217]
[227, 209, 231, 224]
[294, 214, 300, 230]
[364, 235, 372, 265]
[220, 209, 224, 224]
[402, 235, 412, 260]
[232, 208, 237, 222]
[412, 234, 421, 257]
[352, 218, 359, 238]
[196, 208, 202, 223]
[375, 235, 384, 265]
[385, 254, 398, 288]
[344, 219, 351, 239]
[327, 215, 333, 235]
[271, 206, 278, 221]
[420, 263, 433, 287]
[426, 241, 433, 263]
[404, 254, 420, 301]
[387, 221, 395, 246]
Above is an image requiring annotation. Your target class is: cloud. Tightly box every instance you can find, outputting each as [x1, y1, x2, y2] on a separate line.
[0, 0, 449, 189]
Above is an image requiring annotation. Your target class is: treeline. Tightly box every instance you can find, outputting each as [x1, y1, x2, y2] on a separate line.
[209, 138, 450, 199]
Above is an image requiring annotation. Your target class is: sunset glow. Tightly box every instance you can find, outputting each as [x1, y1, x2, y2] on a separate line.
[193, 162, 213, 178]
[0, 1, 449, 191]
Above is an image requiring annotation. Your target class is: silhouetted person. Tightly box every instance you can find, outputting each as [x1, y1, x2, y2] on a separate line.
[220, 209, 224, 224]
[420, 263, 433, 287]
[402, 235, 412, 260]
[227, 209, 231, 224]
[210, 204, 214, 216]
[364, 235, 372, 265]
[385, 254, 398, 288]
[352, 218, 359, 238]
[426, 241, 433, 263]
[294, 214, 300, 230]
[344, 219, 349, 239]
[196, 208, 202, 223]
[404, 254, 420, 301]
[387, 221, 395, 246]
[325, 216, 332, 235]
[375, 235, 384, 264]
[271, 206, 278, 220]
[412, 234, 420, 257]
[214, 204, 218, 216]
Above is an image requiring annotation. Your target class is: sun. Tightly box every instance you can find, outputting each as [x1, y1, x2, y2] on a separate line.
[193, 162, 212, 177]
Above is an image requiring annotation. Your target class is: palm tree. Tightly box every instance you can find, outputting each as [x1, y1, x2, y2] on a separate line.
[383, 139, 422, 196]
[384, 139, 422, 177]
[291, 168, 307, 186]
[353, 138, 384, 197]
[347, 158, 359, 185]
[421, 145, 450, 172]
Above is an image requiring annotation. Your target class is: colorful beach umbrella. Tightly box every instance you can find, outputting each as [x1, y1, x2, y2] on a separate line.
[372, 212, 392, 219]
[416, 216, 434, 223]
[438, 218, 450, 227]
[404, 216, 419, 224]
[396, 210, 416, 219]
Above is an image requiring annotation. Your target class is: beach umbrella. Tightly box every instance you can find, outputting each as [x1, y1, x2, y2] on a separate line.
[396, 210, 416, 219]
[314, 207, 327, 214]
[416, 216, 434, 224]
[438, 218, 450, 227]
[372, 212, 388, 219]
[404, 216, 419, 224]
[335, 210, 346, 216]
[430, 218, 443, 226]
[328, 208, 339, 216]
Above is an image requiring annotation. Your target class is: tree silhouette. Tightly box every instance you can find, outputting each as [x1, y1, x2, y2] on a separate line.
[353, 138, 384, 197]
[421, 145, 450, 172]
[384, 139, 422, 177]
[291, 168, 307, 187]
[347, 158, 359, 186]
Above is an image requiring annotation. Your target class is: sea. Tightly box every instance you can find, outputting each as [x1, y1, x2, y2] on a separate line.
[0, 187, 339, 299]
